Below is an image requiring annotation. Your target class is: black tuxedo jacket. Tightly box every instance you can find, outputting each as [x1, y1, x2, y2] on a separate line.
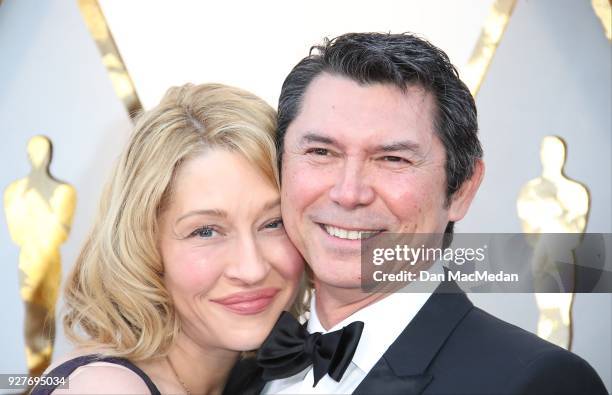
[224, 280, 607, 395]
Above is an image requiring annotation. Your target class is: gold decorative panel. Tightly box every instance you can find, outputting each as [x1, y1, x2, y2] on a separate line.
[78, 0, 142, 118]
[591, 0, 612, 41]
[464, 0, 517, 95]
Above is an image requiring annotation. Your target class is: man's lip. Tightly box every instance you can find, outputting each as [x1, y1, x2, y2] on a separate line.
[210, 288, 280, 305]
[316, 222, 386, 232]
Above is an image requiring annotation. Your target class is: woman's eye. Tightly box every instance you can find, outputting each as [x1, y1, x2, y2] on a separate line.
[189, 226, 217, 238]
[264, 219, 284, 230]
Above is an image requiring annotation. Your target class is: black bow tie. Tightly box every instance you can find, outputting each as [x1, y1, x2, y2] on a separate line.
[256, 311, 364, 387]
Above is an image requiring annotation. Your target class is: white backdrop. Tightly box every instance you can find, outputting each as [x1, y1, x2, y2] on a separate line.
[98, 0, 496, 109]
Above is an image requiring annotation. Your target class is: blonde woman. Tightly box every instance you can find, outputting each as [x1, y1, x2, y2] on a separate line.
[32, 84, 305, 395]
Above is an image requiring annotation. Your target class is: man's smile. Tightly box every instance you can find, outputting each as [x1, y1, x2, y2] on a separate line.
[319, 223, 385, 240]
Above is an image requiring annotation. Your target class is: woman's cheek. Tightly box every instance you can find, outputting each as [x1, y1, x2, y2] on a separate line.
[266, 236, 305, 281]
[165, 247, 225, 293]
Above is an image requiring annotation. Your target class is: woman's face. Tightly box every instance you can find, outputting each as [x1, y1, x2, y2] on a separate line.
[159, 149, 304, 352]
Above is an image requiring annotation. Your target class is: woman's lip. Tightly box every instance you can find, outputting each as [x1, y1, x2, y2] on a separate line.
[211, 288, 280, 315]
[211, 288, 279, 304]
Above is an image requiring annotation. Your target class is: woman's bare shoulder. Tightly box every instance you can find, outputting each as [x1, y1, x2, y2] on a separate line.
[45, 349, 151, 395]
[52, 362, 151, 394]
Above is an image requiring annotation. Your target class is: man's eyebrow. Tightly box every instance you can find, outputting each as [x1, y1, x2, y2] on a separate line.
[374, 140, 423, 155]
[299, 132, 338, 146]
[175, 209, 227, 225]
[298, 133, 423, 156]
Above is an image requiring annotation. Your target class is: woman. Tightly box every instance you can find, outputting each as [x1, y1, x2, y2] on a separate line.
[33, 83, 305, 394]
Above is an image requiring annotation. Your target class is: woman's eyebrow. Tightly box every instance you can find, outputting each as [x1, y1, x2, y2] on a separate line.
[175, 209, 227, 225]
[176, 199, 280, 225]
[260, 198, 281, 212]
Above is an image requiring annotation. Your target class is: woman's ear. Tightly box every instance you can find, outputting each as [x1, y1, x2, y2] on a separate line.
[448, 159, 485, 222]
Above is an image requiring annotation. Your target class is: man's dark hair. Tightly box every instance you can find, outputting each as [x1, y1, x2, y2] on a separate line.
[277, 32, 483, 235]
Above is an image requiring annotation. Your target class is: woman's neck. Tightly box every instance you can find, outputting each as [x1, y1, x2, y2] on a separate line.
[145, 333, 240, 395]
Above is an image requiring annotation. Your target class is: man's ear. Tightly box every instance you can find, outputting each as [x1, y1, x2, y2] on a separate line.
[448, 159, 485, 222]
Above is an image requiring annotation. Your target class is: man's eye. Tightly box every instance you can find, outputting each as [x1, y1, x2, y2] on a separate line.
[306, 148, 330, 156]
[189, 226, 217, 238]
[382, 156, 410, 163]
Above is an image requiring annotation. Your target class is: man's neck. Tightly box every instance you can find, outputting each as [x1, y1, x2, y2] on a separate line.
[314, 283, 390, 330]
[313, 260, 440, 329]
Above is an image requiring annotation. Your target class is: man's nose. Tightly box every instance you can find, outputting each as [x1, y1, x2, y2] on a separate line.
[329, 158, 375, 209]
[224, 234, 271, 284]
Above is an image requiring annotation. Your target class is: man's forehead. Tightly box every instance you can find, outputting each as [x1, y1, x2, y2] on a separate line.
[288, 73, 437, 147]
[303, 72, 431, 103]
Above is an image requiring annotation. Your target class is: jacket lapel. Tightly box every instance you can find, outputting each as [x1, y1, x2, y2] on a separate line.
[354, 280, 473, 394]
[353, 357, 433, 395]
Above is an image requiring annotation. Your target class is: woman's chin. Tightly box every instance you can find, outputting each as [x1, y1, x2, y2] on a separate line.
[226, 336, 266, 353]
[219, 325, 274, 352]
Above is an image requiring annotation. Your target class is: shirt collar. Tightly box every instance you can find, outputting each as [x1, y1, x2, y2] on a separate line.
[307, 260, 444, 373]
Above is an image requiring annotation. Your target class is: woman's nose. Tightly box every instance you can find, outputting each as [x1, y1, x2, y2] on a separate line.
[224, 234, 271, 285]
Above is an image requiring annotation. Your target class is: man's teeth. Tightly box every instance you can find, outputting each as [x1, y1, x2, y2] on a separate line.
[323, 225, 381, 240]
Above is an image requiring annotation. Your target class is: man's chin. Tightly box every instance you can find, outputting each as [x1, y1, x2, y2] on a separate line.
[312, 273, 363, 291]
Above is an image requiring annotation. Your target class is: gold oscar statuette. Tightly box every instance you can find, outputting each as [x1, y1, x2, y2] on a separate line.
[4, 136, 77, 377]
[517, 136, 590, 350]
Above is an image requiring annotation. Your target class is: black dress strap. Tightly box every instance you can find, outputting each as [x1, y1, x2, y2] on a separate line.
[30, 354, 161, 395]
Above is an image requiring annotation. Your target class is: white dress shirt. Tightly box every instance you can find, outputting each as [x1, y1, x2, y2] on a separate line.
[262, 262, 444, 394]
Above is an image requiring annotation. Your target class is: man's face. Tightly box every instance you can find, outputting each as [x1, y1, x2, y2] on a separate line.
[281, 73, 470, 289]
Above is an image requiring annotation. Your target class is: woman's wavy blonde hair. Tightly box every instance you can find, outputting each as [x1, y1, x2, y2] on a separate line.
[63, 83, 308, 361]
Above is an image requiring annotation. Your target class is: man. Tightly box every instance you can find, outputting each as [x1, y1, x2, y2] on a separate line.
[225, 32, 607, 395]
